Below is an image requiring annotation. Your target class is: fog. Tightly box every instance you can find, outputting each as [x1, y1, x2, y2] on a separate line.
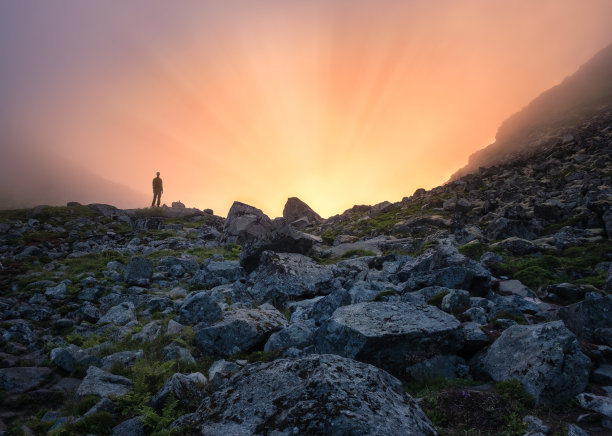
[1, 0, 611, 217]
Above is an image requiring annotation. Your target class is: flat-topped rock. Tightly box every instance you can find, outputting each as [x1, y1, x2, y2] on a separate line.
[193, 354, 436, 436]
[315, 301, 463, 376]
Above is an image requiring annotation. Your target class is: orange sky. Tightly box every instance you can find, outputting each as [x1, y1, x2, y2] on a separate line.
[2, 0, 612, 217]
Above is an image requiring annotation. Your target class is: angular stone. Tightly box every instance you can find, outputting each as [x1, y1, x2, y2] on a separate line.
[309, 288, 351, 324]
[248, 252, 335, 304]
[194, 307, 288, 356]
[315, 301, 463, 376]
[150, 372, 206, 412]
[0, 367, 52, 393]
[50, 345, 100, 372]
[76, 366, 132, 399]
[473, 321, 590, 404]
[264, 322, 315, 352]
[193, 355, 436, 436]
[577, 393, 612, 419]
[124, 257, 153, 285]
[101, 350, 144, 370]
[97, 302, 137, 325]
[283, 197, 322, 226]
[177, 291, 223, 326]
[559, 294, 612, 342]
[405, 355, 469, 381]
[223, 201, 274, 245]
[190, 260, 245, 288]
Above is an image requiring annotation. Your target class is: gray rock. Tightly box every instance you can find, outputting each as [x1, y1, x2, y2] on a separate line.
[124, 256, 153, 285]
[283, 197, 322, 227]
[50, 345, 100, 372]
[462, 322, 490, 355]
[264, 322, 315, 352]
[603, 208, 612, 239]
[177, 291, 223, 326]
[150, 372, 206, 412]
[146, 297, 173, 313]
[194, 307, 288, 356]
[208, 359, 241, 391]
[559, 294, 612, 342]
[577, 393, 612, 419]
[498, 280, 535, 298]
[132, 321, 162, 343]
[223, 201, 274, 245]
[348, 281, 381, 304]
[75, 366, 133, 399]
[566, 424, 591, 436]
[542, 283, 586, 303]
[101, 350, 144, 370]
[193, 354, 437, 436]
[464, 307, 488, 325]
[166, 319, 185, 336]
[605, 264, 612, 293]
[309, 288, 351, 324]
[491, 237, 539, 255]
[2, 321, 37, 346]
[80, 301, 101, 322]
[248, 252, 335, 304]
[0, 367, 52, 393]
[522, 415, 550, 434]
[472, 321, 590, 404]
[592, 364, 612, 385]
[45, 282, 67, 299]
[191, 260, 245, 288]
[405, 355, 469, 381]
[315, 301, 463, 376]
[111, 417, 144, 436]
[81, 397, 115, 418]
[162, 345, 196, 364]
[480, 251, 503, 268]
[441, 289, 471, 313]
[97, 302, 137, 325]
[239, 219, 317, 271]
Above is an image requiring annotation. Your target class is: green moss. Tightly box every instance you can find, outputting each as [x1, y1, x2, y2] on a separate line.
[514, 266, 553, 289]
[49, 412, 118, 436]
[494, 379, 535, 410]
[427, 291, 450, 308]
[458, 242, 489, 261]
[371, 290, 396, 302]
[491, 312, 528, 326]
[321, 228, 342, 245]
[339, 249, 377, 259]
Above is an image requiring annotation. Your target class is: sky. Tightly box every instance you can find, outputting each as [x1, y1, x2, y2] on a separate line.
[1, 1, 611, 217]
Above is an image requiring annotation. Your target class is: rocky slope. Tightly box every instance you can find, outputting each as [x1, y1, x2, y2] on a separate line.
[452, 43, 612, 180]
[1, 96, 612, 436]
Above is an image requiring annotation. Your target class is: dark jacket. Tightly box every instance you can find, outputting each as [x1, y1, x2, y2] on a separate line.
[153, 177, 163, 192]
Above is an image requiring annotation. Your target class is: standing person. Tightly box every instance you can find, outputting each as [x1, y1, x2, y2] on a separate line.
[152, 172, 163, 207]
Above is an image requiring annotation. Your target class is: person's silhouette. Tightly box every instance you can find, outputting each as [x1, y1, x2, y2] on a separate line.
[152, 172, 163, 207]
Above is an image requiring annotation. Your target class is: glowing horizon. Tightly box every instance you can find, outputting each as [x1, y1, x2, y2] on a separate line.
[2, 1, 612, 218]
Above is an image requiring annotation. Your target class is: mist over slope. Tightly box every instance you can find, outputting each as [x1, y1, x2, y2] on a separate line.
[452, 43, 612, 180]
[0, 140, 149, 210]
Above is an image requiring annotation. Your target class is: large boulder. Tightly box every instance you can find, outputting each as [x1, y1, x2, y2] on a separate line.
[50, 345, 101, 372]
[223, 201, 274, 245]
[150, 372, 206, 413]
[194, 307, 289, 356]
[192, 354, 437, 436]
[97, 302, 137, 326]
[558, 294, 612, 342]
[282, 197, 322, 227]
[239, 219, 318, 272]
[75, 366, 133, 399]
[190, 260, 245, 288]
[472, 321, 590, 405]
[124, 257, 153, 285]
[315, 301, 464, 376]
[247, 252, 335, 304]
[177, 291, 223, 326]
[0, 367, 52, 393]
[263, 322, 315, 352]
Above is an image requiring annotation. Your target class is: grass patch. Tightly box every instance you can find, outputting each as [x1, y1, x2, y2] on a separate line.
[458, 242, 489, 261]
[371, 290, 396, 302]
[427, 291, 450, 308]
[492, 240, 612, 289]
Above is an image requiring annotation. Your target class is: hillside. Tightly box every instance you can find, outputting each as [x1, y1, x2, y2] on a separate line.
[1, 88, 612, 435]
[452, 43, 612, 180]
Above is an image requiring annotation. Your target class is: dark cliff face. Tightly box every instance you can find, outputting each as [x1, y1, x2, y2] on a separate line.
[452, 43, 612, 180]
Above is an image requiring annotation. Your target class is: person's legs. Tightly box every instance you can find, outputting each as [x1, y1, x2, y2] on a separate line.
[152, 192, 160, 207]
[156, 192, 161, 207]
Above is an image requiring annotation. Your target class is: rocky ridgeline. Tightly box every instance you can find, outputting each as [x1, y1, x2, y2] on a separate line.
[0, 118, 611, 435]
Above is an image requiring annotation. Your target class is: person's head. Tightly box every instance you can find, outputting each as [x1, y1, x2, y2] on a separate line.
[156, 172, 160, 177]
